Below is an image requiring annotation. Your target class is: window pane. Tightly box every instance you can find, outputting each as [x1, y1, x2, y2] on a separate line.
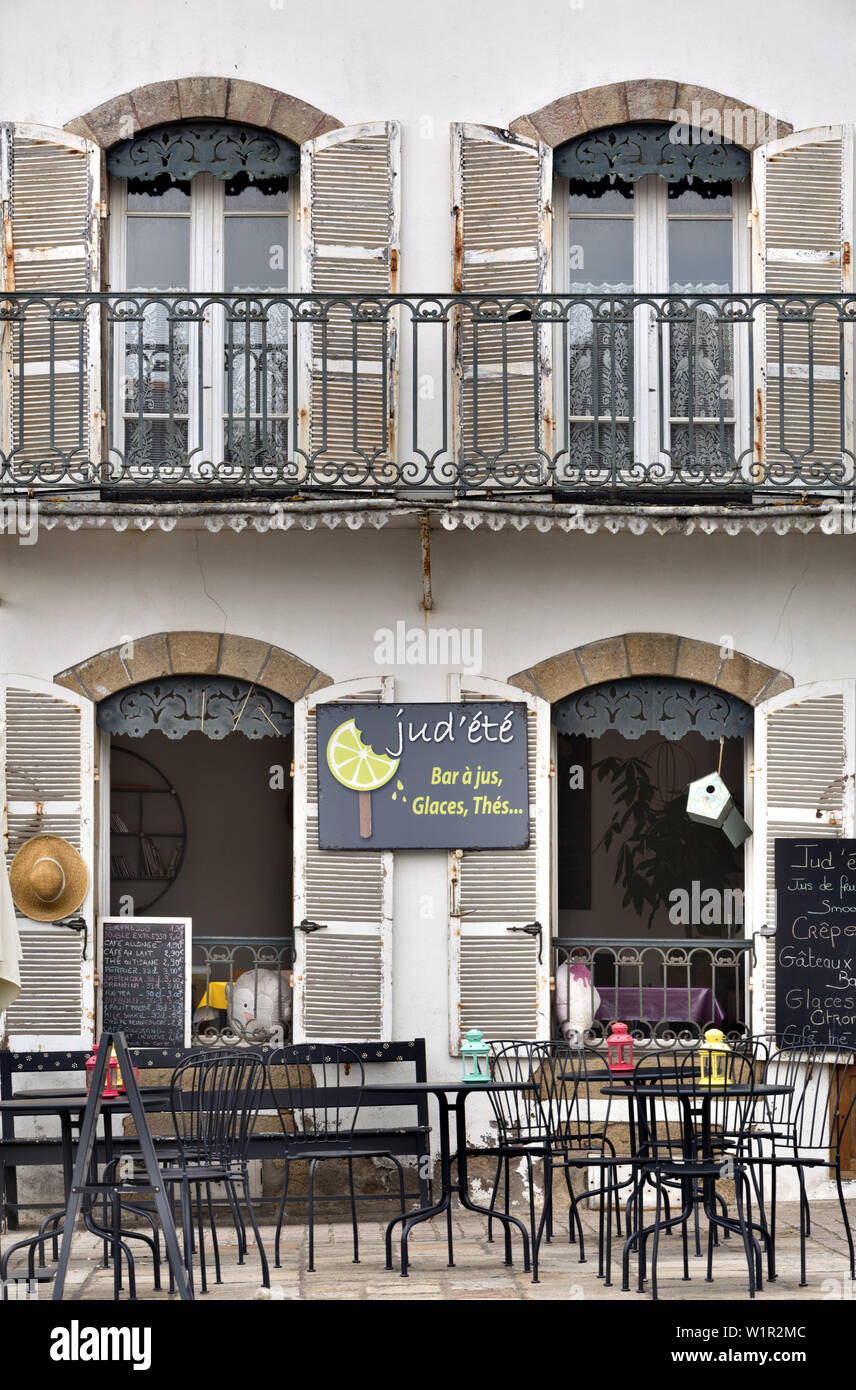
[668, 181, 733, 213]
[126, 217, 189, 289]
[669, 219, 732, 291]
[225, 179, 289, 210]
[568, 179, 633, 212]
[569, 217, 633, 290]
[225, 216, 289, 291]
[127, 181, 191, 210]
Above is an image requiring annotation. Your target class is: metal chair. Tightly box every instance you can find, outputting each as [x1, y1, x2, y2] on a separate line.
[162, 1049, 269, 1295]
[267, 1044, 406, 1273]
[623, 1048, 768, 1299]
[479, 1040, 559, 1283]
[481, 1042, 627, 1284]
[751, 1045, 856, 1285]
[541, 1044, 633, 1283]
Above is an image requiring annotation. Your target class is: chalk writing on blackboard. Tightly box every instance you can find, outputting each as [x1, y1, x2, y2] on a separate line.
[99, 917, 191, 1048]
[774, 840, 856, 1047]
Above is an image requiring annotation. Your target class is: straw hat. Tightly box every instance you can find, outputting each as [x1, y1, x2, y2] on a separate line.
[9, 835, 89, 922]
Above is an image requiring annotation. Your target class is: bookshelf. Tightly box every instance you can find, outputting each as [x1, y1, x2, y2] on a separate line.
[110, 746, 187, 912]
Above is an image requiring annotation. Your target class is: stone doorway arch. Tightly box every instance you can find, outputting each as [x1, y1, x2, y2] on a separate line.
[509, 78, 790, 150]
[54, 631, 331, 703]
[509, 632, 792, 706]
[65, 77, 342, 149]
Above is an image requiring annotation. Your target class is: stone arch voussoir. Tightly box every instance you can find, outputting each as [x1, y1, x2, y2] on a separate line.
[64, 77, 342, 149]
[509, 78, 790, 150]
[54, 631, 332, 704]
[509, 632, 793, 706]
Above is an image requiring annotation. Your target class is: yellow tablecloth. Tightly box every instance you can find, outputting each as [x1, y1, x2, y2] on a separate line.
[197, 981, 229, 1011]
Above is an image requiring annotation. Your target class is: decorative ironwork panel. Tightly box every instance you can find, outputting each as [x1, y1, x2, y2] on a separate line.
[98, 677, 294, 740]
[191, 935, 294, 1045]
[553, 677, 752, 742]
[2, 290, 855, 495]
[553, 937, 753, 1045]
[554, 122, 750, 184]
[107, 122, 299, 183]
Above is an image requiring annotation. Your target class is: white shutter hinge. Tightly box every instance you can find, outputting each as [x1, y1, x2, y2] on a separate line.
[749, 763, 761, 777]
[549, 758, 556, 777]
[290, 760, 295, 778]
[96, 200, 108, 219]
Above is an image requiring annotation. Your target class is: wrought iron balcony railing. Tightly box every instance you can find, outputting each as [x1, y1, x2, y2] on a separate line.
[191, 934, 293, 1046]
[1, 291, 855, 496]
[553, 937, 754, 1045]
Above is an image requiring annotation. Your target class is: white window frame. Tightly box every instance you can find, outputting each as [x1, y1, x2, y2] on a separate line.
[108, 173, 296, 471]
[553, 173, 751, 476]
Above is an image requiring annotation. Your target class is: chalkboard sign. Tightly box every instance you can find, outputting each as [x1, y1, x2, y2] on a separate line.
[774, 840, 856, 1047]
[98, 917, 191, 1047]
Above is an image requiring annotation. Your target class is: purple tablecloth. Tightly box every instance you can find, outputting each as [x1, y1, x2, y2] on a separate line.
[593, 987, 725, 1026]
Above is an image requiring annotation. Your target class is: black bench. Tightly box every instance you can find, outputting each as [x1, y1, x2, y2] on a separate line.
[1, 1039, 431, 1227]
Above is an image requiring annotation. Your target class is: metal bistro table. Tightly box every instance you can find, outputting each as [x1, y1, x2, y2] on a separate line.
[603, 1081, 794, 1294]
[361, 1080, 535, 1278]
[0, 1087, 171, 1204]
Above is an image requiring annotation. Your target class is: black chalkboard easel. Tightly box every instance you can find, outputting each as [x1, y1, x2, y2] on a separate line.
[99, 917, 191, 1047]
[774, 838, 856, 1047]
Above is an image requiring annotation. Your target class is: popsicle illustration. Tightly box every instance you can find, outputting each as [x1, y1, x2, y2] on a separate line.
[326, 717, 400, 839]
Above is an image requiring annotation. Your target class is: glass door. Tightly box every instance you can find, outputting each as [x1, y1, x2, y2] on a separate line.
[555, 172, 749, 488]
[110, 172, 292, 484]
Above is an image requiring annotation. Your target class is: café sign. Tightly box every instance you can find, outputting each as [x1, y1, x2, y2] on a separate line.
[317, 701, 529, 850]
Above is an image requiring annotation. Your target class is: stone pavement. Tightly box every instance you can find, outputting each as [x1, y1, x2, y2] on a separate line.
[4, 1200, 854, 1301]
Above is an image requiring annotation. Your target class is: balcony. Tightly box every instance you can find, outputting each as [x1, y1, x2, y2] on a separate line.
[1, 291, 854, 498]
[553, 937, 754, 1045]
[190, 934, 294, 1046]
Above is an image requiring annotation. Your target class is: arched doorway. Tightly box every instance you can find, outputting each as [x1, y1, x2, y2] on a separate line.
[511, 633, 793, 1042]
[55, 630, 331, 1043]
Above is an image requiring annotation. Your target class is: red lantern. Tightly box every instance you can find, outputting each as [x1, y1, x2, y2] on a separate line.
[85, 1040, 119, 1098]
[607, 1021, 634, 1072]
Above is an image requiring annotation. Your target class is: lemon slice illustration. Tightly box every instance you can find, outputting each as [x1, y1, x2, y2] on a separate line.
[326, 719, 399, 838]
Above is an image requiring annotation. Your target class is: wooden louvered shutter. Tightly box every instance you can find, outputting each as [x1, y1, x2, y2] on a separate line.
[292, 677, 394, 1041]
[0, 124, 101, 486]
[451, 124, 552, 486]
[751, 126, 854, 487]
[752, 681, 856, 1033]
[447, 674, 550, 1051]
[300, 122, 400, 485]
[0, 676, 95, 1047]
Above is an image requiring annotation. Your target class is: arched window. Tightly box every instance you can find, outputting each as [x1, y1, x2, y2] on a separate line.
[106, 122, 299, 478]
[552, 122, 752, 482]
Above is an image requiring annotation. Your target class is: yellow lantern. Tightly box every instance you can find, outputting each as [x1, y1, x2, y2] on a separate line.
[699, 1027, 730, 1087]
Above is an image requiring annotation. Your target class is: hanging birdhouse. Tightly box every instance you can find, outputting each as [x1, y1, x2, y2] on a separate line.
[461, 1028, 491, 1083]
[607, 1020, 634, 1072]
[686, 772, 751, 847]
[699, 1027, 730, 1087]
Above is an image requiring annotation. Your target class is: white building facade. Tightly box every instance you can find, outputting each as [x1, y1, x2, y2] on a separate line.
[2, 1, 856, 1179]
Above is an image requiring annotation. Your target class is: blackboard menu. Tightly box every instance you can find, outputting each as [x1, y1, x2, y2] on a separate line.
[774, 839, 856, 1047]
[99, 917, 191, 1047]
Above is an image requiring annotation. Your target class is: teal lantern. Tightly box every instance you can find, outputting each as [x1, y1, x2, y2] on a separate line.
[461, 1028, 491, 1083]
